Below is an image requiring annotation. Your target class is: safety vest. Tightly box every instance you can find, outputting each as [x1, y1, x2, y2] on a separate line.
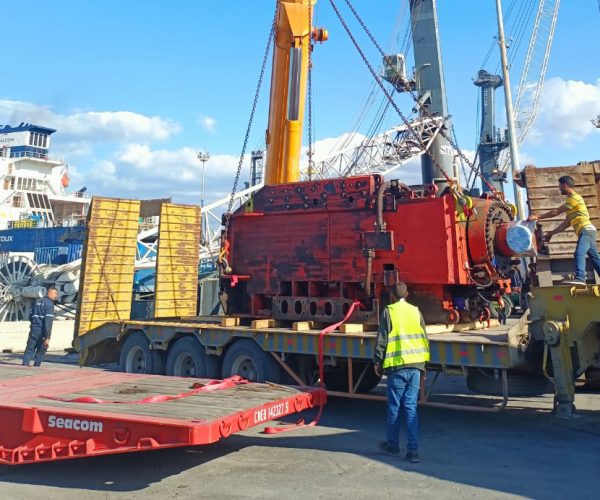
[382, 300, 430, 369]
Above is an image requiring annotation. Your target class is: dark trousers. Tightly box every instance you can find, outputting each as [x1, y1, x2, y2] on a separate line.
[22, 330, 47, 367]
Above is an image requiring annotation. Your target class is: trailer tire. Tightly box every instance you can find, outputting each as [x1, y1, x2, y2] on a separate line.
[119, 332, 164, 375]
[165, 337, 220, 379]
[221, 339, 281, 383]
[467, 369, 552, 397]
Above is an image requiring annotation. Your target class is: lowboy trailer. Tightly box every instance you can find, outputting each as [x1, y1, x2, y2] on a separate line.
[73, 198, 600, 417]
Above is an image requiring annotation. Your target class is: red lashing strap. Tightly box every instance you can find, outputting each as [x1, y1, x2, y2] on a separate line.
[263, 301, 362, 434]
[40, 375, 249, 404]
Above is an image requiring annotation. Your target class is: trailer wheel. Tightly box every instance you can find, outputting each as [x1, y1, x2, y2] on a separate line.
[119, 332, 164, 374]
[165, 337, 220, 379]
[222, 339, 281, 383]
[467, 369, 552, 397]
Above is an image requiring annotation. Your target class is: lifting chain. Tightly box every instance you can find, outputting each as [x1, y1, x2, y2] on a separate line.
[220, 6, 277, 257]
[336, 0, 507, 202]
[328, 0, 453, 186]
[307, 0, 315, 180]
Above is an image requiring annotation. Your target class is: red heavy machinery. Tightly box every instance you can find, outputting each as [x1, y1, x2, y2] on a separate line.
[219, 0, 541, 326]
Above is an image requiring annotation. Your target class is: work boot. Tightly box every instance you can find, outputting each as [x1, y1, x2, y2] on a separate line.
[406, 450, 420, 463]
[379, 441, 400, 457]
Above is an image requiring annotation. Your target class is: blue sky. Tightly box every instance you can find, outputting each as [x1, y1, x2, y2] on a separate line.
[1, 0, 598, 204]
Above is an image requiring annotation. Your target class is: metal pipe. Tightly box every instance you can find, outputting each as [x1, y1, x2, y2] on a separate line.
[376, 181, 391, 230]
[495, 0, 526, 219]
[365, 251, 373, 298]
[287, 47, 302, 121]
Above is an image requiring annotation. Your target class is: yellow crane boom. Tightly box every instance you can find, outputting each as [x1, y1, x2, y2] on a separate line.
[264, 0, 327, 185]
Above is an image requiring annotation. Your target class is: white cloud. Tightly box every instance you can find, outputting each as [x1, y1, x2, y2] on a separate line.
[311, 132, 368, 161]
[0, 100, 181, 143]
[75, 143, 245, 203]
[527, 77, 600, 147]
[199, 115, 217, 133]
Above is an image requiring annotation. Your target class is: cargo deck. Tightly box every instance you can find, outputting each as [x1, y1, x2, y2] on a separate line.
[0, 362, 325, 465]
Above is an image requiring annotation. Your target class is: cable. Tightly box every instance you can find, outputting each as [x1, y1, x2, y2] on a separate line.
[332, 0, 508, 198]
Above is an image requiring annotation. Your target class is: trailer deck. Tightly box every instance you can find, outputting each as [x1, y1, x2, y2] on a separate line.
[0, 362, 325, 465]
[78, 314, 528, 372]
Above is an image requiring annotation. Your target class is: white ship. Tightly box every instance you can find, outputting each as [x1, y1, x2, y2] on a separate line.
[0, 123, 89, 322]
[0, 123, 89, 229]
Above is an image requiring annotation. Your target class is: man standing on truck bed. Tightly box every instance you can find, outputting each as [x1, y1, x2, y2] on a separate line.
[22, 287, 57, 367]
[374, 282, 429, 463]
[528, 175, 600, 285]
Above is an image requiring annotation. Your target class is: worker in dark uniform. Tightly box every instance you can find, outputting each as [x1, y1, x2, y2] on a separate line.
[374, 281, 429, 463]
[22, 287, 57, 367]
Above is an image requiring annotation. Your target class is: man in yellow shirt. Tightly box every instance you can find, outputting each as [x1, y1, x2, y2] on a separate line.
[528, 175, 600, 285]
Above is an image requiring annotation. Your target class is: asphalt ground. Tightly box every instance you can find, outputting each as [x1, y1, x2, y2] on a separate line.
[0, 353, 598, 499]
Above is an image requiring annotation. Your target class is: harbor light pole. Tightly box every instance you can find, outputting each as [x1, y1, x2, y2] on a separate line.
[197, 151, 210, 208]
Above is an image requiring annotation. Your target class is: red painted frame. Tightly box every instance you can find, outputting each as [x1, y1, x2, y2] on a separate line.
[0, 365, 325, 465]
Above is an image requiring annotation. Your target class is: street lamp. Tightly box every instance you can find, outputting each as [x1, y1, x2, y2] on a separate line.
[197, 151, 210, 208]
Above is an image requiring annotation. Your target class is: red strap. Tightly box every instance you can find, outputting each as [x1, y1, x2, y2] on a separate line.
[263, 301, 362, 434]
[40, 376, 248, 404]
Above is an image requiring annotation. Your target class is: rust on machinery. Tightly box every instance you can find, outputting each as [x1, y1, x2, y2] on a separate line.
[74, 197, 140, 337]
[153, 203, 201, 318]
[220, 175, 535, 325]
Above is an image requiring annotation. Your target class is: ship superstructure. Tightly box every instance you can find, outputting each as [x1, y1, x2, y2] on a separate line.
[0, 123, 89, 230]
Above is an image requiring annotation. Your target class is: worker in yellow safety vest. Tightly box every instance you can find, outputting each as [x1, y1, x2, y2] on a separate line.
[374, 281, 429, 463]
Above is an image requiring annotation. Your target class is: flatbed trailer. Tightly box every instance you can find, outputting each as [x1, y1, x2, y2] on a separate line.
[0, 362, 325, 465]
[73, 198, 600, 416]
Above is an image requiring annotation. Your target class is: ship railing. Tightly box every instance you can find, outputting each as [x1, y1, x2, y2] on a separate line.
[43, 187, 90, 199]
[9, 150, 66, 163]
[52, 217, 87, 228]
[6, 217, 86, 229]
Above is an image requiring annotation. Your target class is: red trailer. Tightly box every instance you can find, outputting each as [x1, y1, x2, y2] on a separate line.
[0, 362, 325, 465]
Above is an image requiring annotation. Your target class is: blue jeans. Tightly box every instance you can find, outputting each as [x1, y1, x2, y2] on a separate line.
[22, 330, 47, 367]
[574, 229, 600, 281]
[386, 367, 421, 452]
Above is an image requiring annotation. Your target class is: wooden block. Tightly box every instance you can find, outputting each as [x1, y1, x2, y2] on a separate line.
[425, 324, 452, 334]
[251, 319, 277, 329]
[293, 321, 314, 331]
[220, 317, 240, 327]
[339, 323, 364, 333]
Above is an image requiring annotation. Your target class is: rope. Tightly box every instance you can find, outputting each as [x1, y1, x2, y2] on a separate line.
[333, 0, 509, 201]
[41, 376, 249, 404]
